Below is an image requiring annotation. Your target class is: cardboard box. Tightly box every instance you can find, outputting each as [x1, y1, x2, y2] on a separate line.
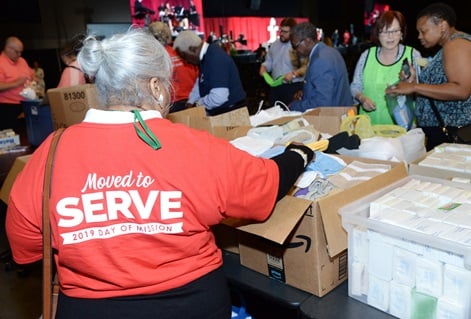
[168, 106, 356, 141]
[167, 106, 252, 140]
[257, 106, 356, 136]
[340, 175, 471, 318]
[409, 143, 471, 181]
[0, 154, 31, 204]
[47, 84, 100, 129]
[229, 156, 408, 297]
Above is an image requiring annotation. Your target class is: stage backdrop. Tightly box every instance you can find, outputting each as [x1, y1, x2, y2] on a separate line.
[203, 17, 308, 51]
[130, 1, 307, 50]
[130, 0, 204, 29]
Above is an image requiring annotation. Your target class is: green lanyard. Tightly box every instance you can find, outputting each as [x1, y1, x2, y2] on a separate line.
[132, 110, 161, 150]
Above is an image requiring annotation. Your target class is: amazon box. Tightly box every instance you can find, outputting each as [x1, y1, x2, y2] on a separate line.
[231, 156, 407, 297]
[47, 84, 100, 129]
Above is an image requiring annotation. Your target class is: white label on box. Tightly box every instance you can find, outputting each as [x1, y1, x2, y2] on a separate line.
[266, 254, 285, 282]
[267, 254, 283, 270]
[0, 135, 20, 148]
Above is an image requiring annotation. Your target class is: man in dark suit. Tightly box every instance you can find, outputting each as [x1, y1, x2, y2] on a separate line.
[289, 22, 353, 112]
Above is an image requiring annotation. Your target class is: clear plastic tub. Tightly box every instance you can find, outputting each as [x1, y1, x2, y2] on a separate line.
[340, 175, 471, 319]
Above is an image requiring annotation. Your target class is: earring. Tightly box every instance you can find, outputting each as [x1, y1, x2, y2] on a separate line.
[158, 94, 163, 104]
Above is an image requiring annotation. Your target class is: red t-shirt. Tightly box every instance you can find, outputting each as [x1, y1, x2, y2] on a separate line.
[6, 110, 279, 299]
[166, 46, 198, 102]
[0, 52, 34, 104]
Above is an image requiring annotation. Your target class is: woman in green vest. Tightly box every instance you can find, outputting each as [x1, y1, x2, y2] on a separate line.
[350, 10, 422, 125]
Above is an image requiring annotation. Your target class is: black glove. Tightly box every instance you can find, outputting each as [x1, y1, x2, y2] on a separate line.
[285, 143, 315, 165]
[326, 132, 360, 154]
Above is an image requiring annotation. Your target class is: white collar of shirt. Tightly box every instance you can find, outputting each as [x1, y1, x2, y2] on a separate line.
[200, 42, 209, 61]
[83, 108, 163, 124]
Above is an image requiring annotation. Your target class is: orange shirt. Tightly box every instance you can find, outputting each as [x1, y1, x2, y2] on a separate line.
[0, 52, 34, 104]
[166, 46, 198, 102]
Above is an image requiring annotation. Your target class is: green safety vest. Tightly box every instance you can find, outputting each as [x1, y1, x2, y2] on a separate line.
[360, 46, 413, 125]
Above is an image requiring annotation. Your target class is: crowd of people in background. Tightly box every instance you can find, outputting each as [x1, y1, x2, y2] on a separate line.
[2, 2, 470, 144]
[1, 2, 470, 143]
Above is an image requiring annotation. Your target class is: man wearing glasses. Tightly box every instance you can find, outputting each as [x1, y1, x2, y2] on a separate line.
[289, 22, 352, 112]
[0, 36, 34, 131]
[259, 17, 307, 106]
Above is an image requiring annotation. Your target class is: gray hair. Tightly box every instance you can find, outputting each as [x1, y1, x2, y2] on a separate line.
[77, 28, 172, 109]
[173, 30, 202, 53]
[291, 22, 318, 41]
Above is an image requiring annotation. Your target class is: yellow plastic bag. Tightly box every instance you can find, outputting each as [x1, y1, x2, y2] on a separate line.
[340, 115, 406, 139]
[339, 115, 375, 139]
[373, 125, 406, 138]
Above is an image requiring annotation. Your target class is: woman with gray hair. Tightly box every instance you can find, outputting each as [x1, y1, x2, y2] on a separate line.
[6, 28, 314, 318]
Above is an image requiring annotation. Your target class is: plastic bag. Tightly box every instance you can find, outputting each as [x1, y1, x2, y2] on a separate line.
[373, 124, 406, 138]
[231, 289, 253, 319]
[337, 128, 426, 163]
[339, 114, 375, 139]
[249, 101, 301, 127]
[385, 94, 415, 130]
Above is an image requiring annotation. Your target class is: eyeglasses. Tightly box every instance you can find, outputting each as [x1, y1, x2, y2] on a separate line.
[379, 29, 401, 37]
[291, 39, 305, 49]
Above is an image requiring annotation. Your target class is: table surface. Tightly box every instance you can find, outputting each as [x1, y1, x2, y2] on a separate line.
[222, 251, 395, 319]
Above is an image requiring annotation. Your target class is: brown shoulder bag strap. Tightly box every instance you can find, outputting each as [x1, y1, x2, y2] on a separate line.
[42, 128, 65, 319]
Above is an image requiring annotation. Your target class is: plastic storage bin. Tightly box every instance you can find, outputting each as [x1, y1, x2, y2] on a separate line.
[340, 175, 471, 319]
[22, 100, 54, 147]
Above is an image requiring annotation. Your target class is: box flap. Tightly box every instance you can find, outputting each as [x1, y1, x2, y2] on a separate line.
[0, 155, 31, 204]
[166, 106, 206, 125]
[302, 106, 356, 117]
[258, 106, 356, 133]
[167, 106, 251, 134]
[211, 126, 251, 140]
[302, 106, 356, 136]
[303, 115, 343, 136]
[209, 107, 250, 127]
[257, 115, 302, 126]
[319, 159, 408, 257]
[226, 195, 312, 245]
